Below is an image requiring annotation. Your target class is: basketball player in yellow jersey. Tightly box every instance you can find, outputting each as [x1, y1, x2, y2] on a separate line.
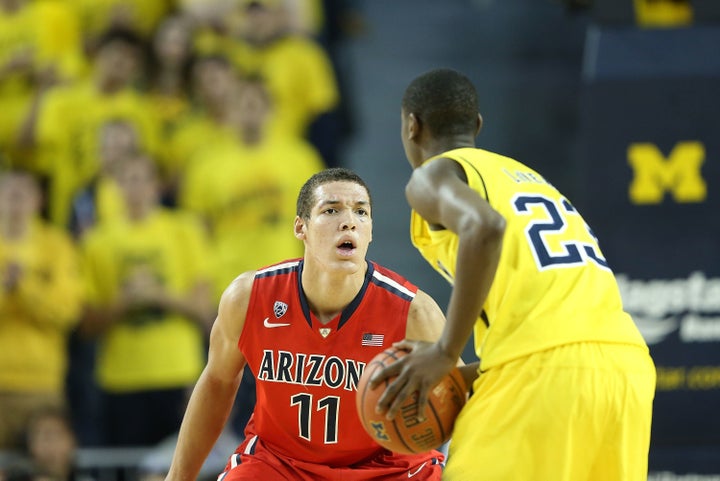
[370, 68, 656, 480]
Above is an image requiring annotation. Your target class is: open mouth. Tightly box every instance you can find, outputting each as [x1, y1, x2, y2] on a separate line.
[337, 240, 356, 252]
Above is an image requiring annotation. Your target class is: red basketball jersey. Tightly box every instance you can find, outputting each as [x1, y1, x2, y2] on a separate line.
[238, 259, 418, 466]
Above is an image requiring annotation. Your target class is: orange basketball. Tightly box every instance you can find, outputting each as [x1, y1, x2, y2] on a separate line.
[356, 346, 467, 454]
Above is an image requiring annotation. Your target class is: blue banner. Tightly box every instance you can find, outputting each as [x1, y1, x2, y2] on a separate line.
[576, 26, 720, 473]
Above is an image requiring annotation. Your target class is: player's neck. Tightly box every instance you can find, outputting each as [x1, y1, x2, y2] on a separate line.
[423, 135, 476, 160]
[301, 262, 367, 324]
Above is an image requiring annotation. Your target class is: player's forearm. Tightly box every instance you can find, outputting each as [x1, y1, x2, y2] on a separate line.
[166, 369, 241, 481]
[440, 224, 503, 360]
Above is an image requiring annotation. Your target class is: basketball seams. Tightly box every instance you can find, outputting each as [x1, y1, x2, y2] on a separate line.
[390, 416, 417, 454]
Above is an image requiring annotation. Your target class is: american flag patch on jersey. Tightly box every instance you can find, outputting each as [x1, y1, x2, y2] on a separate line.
[362, 333, 384, 346]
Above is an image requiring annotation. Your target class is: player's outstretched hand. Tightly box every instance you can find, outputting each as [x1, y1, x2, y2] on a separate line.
[369, 339, 457, 421]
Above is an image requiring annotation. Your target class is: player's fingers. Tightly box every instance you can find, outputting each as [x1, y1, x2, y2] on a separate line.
[385, 379, 419, 420]
[368, 359, 404, 389]
[414, 381, 431, 422]
[375, 372, 410, 415]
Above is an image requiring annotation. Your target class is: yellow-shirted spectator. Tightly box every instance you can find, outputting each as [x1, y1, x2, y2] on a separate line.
[68, 119, 141, 238]
[80, 154, 214, 447]
[161, 55, 239, 197]
[179, 75, 325, 298]
[224, 0, 340, 163]
[19, 28, 162, 230]
[0, 0, 85, 164]
[146, 15, 195, 146]
[0, 170, 84, 451]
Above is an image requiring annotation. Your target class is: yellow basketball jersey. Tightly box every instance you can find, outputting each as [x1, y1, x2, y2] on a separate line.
[410, 148, 648, 369]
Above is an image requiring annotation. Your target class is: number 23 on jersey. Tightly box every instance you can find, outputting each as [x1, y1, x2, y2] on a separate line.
[512, 193, 609, 271]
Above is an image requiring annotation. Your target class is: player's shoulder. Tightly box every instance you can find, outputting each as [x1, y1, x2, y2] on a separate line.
[219, 270, 257, 310]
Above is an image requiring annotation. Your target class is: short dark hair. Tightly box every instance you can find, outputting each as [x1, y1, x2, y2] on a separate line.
[402, 68, 478, 137]
[296, 168, 372, 219]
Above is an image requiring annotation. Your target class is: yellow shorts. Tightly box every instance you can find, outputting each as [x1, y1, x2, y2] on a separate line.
[444, 342, 656, 481]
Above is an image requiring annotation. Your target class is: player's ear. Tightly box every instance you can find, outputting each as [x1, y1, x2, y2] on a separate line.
[294, 216, 306, 240]
[407, 113, 421, 141]
[475, 113, 483, 136]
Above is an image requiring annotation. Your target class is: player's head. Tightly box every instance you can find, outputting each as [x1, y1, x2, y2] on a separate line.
[295, 168, 373, 271]
[401, 68, 482, 167]
[296, 168, 372, 220]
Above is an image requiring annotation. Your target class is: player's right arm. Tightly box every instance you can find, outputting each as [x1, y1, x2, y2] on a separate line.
[165, 271, 255, 481]
[372, 158, 504, 420]
[402, 289, 479, 402]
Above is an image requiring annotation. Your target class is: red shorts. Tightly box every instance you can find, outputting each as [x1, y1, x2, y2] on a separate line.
[218, 435, 444, 481]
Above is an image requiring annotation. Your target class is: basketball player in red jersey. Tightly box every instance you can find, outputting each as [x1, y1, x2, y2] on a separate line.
[165, 168, 464, 481]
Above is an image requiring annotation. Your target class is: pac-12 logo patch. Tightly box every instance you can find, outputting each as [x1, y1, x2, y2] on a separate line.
[273, 301, 288, 319]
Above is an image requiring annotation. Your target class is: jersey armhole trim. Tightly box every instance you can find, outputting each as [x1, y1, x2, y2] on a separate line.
[455, 155, 490, 203]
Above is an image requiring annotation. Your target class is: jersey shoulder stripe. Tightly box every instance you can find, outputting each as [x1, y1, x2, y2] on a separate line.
[371, 269, 416, 301]
[255, 259, 301, 279]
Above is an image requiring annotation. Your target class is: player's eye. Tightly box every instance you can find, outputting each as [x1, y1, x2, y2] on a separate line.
[357, 208, 368, 216]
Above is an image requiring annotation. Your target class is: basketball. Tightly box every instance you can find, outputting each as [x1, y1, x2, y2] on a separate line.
[356, 346, 467, 454]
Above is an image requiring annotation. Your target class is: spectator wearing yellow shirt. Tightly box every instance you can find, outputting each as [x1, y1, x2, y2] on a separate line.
[0, 0, 85, 166]
[179, 75, 325, 300]
[68, 118, 140, 238]
[79, 154, 215, 447]
[146, 15, 195, 164]
[18, 28, 162, 230]
[227, 0, 343, 166]
[0, 170, 84, 451]
[162, 54, 239, 200]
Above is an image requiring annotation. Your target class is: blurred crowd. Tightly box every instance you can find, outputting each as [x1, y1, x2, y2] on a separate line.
[0, 0, 362, 479]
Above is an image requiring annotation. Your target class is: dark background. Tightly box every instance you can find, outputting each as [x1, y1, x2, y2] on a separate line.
[340, 0, 720, 474]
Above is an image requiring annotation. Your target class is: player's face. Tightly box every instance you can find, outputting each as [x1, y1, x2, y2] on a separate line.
[296, 181, 372, 271]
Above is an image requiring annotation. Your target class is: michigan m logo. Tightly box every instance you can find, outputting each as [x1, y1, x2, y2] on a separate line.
[627, 141, 706, 204]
